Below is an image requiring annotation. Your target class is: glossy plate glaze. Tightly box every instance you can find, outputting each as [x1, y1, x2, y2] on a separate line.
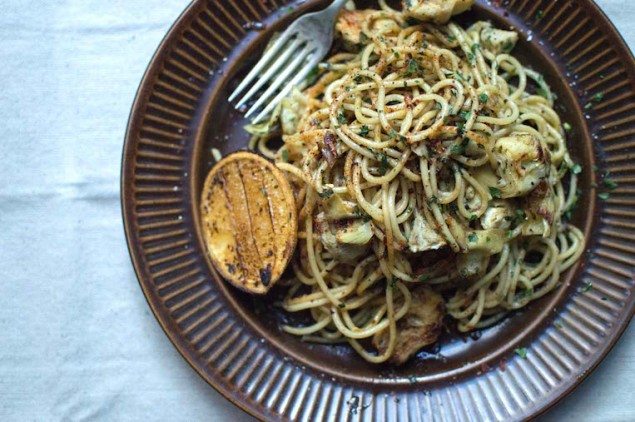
[122, 0, 635, 420]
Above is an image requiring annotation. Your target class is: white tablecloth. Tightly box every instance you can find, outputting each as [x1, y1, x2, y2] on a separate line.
[0, 0, 632, 420]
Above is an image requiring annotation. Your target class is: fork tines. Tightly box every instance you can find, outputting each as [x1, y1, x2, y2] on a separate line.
[229, 33, 319, 124]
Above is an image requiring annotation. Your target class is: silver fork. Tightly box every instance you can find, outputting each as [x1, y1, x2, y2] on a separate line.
[229, 0, 349, 124]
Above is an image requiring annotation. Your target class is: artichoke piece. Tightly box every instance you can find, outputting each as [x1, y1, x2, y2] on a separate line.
[492, 132, 551, 198]
[335, 9, 374, 46]
[322, 194, 359, 221]
[372, 287, 445, 364]
[408, 208, 447, 253]
[280, 89, 308, 135]
[482, 26, 519, 54]
[466, 229, 506, 255]
[282, 129, 329, 163]
[457, 250, 490, 280]
[522, 180, 556, 237]
[403, 0, 475, 24]
[481, 200, 514, 230]
[316, 213, 373, 264]
[336, 219, 374, 245]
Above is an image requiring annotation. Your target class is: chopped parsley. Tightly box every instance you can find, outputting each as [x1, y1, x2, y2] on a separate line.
[466, 51, 476, 64]
[446, 34, 456, 42]
[468, 233, 478, 243]
[512, 209, 526, 228]
[388, 129, 407, 143]
[489, 187, 502, 199]
[418, 274, 431, 282]
[305, 67, 320, 85]
[603, 177, 618, 190]
[598, 192, 610, 200]
[584, 92, 605, 109]
[406, 58, 420, 76]
[563, 122, 572, 132]
[469, 214, 478, 222]
[515, 348, 528, 359]
[358, 125, 370, 137]
[378, 153, 389, 175]
[450, 138, 469, 155]
[337, 111, 347, 125]
[479, 93, 489, 103]
[281, 149, 289, 162]
[571, 163, 582, 175]
[502, 40, 514, 53]
[592, 92, 605, 102]
[318, 187, 334, 199]
[580, 281, 593, 293]
[536, 87, 550, 99]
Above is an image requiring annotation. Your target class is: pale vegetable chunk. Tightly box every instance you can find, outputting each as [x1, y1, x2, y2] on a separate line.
[408, 208, 447, 253]
[492, 132, 551, 198]
[403, 0, 475, 24]
[482, 26, 519, 54]
[372, 287, 445, 364]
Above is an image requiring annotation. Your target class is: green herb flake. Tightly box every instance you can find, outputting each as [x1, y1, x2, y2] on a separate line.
[450, 138, 469, 155]
[447, 34, 456, 42]
[571, 163, 582, 175]
[406, 58, 420, 76]
[502, 41, 514, 53]
[592, 92, 605, 102]
[598, 192, 610, 200]
[359, 125, 370, 137]
[585, 92, 605, 110]
[418, 274, 431, 282]
[338, 303, 346, 309]
[536, 87, 550, 99]
[318, 187, 334, 199]
[479, 93, 489, 103]
[580, 281, 593, 293]
[281, 149, 289, 162]
[305, 67, 320, 85]
[563, 122, 572, 132]
[603, 178, 618, 190]
[337, 112, 347, 125]
[468, 233, 478, 243]
[489, 187, 502, 199]
[378, 153, 389, 175]
[469, 214, 478, 222]
[515, 348, 528, 359]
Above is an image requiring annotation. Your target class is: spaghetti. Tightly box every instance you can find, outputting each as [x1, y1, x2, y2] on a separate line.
[248, 2, 585, 364]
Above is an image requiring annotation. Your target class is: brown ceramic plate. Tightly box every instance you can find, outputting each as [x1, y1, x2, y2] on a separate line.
[122, 0, 635, 420]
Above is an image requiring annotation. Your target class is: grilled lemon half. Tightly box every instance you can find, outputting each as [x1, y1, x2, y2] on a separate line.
[200, 151, 297, 294]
